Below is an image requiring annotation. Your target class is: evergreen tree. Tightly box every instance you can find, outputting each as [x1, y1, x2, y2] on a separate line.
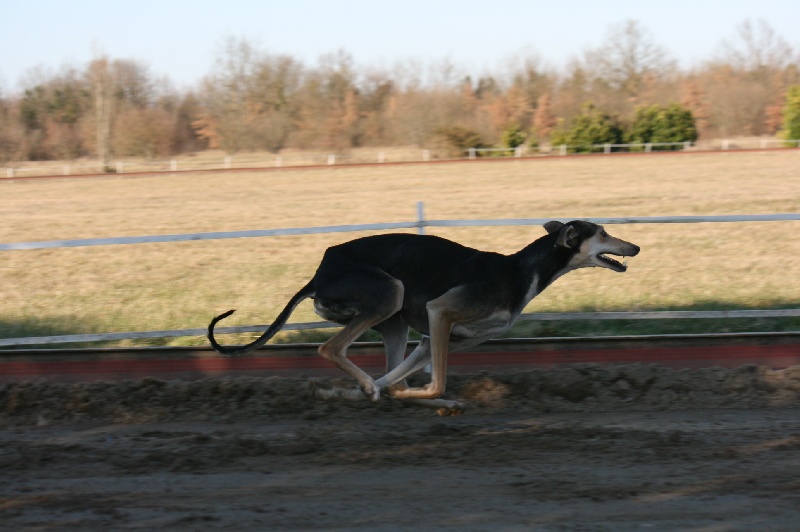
[500, 123, 525, 149]
[782, 86, 800, 143]
[628, 103, 697, 150]
[550, 104, 623, 152]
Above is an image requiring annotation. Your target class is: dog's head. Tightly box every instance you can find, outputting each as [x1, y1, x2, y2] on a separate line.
[544, 220, 640, 272]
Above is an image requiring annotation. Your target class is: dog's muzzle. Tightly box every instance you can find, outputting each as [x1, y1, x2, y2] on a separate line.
[598, 242, 640, 272]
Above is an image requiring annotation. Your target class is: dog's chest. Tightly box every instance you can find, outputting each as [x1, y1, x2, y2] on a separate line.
[451, 310, 513, 338]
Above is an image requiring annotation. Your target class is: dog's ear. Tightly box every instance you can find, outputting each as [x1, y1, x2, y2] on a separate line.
[557, 225, 579, 249]
[550, 223, 580, 249]
[545, 221, 580, 248]
[543, 221, 564, 234]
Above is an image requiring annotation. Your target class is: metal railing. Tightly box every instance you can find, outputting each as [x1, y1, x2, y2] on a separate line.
[2, 212, 800, 251]
[2, 309, 800, 348]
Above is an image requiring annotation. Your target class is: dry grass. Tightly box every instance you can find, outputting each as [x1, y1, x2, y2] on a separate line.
[2, 151, 799, 345]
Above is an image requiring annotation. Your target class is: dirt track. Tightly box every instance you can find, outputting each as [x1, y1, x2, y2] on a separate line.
[3, 364, 800, 530]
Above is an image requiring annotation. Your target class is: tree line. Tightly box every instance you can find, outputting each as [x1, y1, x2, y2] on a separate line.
[1, 19, 799, 164]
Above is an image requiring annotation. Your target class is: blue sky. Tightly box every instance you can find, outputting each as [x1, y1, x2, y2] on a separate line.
[1, 0, 798, 91]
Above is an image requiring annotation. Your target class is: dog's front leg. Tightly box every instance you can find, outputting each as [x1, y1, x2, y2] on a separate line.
[391, 301, 453, 400]
[374, 337, 432, 390]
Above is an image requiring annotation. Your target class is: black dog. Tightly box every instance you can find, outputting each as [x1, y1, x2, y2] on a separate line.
[209, 220, 640, 409]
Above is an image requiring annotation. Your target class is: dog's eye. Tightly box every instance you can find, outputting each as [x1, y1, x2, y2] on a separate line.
[601, 230, 608, 237]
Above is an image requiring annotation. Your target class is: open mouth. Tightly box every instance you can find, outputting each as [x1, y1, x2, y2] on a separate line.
[598, 253, 628, 272]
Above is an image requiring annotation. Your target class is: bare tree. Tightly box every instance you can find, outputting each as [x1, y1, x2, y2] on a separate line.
[705, 20, 797, 136]
[87, 56, 115, 168]
[552, 59, 591, 125]
[680, 80, 710, 136]
[485, 84, 531, 132]
[717, 19, 795, 73]
[356, 70, 395, 144]
[0, 89, 24, 162]
[500, 51, 553, 108]
[584, 20, 676, 109]
[201, 37, 302, 153]
[533, 93, 557, 140]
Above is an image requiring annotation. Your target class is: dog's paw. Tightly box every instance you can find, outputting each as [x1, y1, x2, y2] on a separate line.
[310, 381, 370, 402]
[307, 379, 333, 399]
[436, 402, 466, 417]
[360, 383, 381, 402]
[386, 382, 408, 395]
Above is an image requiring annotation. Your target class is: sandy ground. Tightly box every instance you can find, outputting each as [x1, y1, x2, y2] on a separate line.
[2, 363, 800, 530]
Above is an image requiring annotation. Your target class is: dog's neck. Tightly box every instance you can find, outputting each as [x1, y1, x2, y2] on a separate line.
[513, 233, 577, 296]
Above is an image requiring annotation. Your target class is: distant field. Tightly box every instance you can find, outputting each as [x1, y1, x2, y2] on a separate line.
[2, 151, 799, 347]
[4, 147, 439, 177]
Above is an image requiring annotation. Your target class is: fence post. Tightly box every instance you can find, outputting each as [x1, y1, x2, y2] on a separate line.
[514, 146, 522, 157]
[416, 201, 426, 235]
[6, 167, 13, 178]
[604, 144, 611, 154]
[63, 165, 70, 176]
[722, 140, 730, 151]
[275, 155, 282, 167]
[327, 154, 336, 165]
[116, 161, 124, 174]
[224, 156, 231, 169]
[468, 147, 476, 160]
[761, 138, 768, 150]
[560, 144, 567, 156]
[422, 149, 430, 162]
[378, 151, 385, 163]
[170, 160, 177, 172]
[683, 141, 690, 151]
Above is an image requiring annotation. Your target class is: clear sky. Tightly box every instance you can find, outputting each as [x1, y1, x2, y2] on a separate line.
[1, 0, 798, 92]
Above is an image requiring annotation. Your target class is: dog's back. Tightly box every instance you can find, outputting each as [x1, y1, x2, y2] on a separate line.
[320, 234, 480, 286]
[324, 232, 522, 286]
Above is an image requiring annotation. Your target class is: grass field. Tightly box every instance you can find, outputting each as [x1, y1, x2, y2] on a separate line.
[2, 151, 799, 347]
[4, 147, 442, 177]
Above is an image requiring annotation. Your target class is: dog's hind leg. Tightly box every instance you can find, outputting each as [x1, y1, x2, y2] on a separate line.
[364, 313, 462, 414]
[315, 312, 409, 402]
[314, 268, 404, 401]
[316, 319, 461, 414]
[373, 312, 409, 375]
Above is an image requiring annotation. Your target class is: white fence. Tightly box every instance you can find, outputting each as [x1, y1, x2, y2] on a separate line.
[1, 208, 799, 346]
[3, 138, 799, 179]
[3, 213, 800, 251]
[3, 311, 800, 348]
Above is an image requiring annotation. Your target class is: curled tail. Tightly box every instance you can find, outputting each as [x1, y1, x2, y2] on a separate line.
[208, 281, 315, 356]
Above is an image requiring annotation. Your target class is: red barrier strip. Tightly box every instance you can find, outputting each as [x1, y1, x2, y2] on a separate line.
[1, 344, 798, 380]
